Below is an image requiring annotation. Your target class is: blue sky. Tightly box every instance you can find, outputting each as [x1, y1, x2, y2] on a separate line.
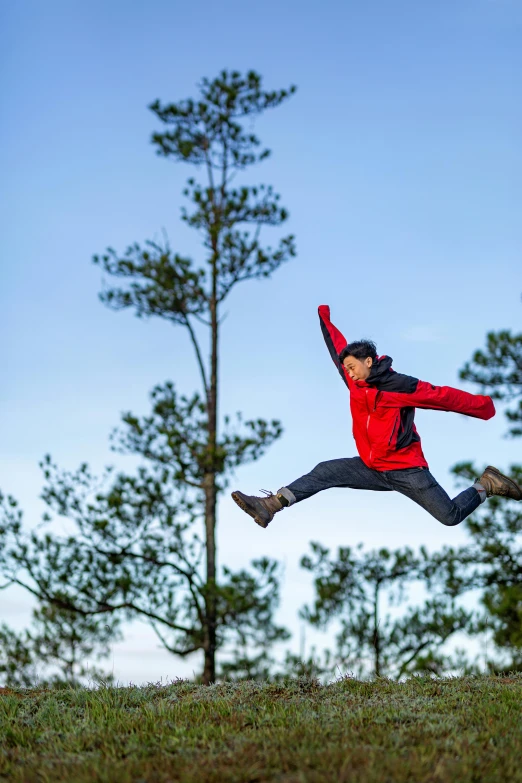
[1, 0, 521, 683]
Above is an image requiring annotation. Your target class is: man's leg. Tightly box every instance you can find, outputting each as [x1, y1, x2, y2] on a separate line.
[385, 467, 482, 527]
[232, 457, 391, 528]
[281, 456, 391, 505]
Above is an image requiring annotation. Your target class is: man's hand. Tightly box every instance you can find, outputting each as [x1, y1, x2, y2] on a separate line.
[318, 304, 330, 318]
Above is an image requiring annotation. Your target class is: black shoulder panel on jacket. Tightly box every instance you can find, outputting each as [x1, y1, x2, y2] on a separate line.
[365, 356, 418, 393]
[372, 371, 419, 393]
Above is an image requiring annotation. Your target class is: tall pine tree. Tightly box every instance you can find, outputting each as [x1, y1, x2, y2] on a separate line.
[0, 71, 296, 684]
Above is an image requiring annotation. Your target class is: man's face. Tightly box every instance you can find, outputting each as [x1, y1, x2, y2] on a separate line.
[342, 355, 373, 381]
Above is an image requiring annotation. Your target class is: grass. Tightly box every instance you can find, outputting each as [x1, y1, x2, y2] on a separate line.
[1, 674, 521, 782]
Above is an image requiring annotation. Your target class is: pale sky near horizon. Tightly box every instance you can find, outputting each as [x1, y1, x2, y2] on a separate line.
[1, 0, 521, 683]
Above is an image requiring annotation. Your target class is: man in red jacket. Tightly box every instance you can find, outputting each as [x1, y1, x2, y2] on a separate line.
[232, 306, 522, 529]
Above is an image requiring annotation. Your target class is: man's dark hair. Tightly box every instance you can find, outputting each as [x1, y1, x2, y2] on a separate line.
[339, 340, 378, 364]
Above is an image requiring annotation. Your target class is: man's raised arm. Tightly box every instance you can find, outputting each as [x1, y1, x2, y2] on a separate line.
[318, 305, 350, 387]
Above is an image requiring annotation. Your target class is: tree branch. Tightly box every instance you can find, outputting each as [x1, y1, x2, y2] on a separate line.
[149, 620, 200, 657]
[90, 544, 200, 586]
[396, 640, 432, 679]
[181, 312, 209, 397]
[7, 574, 195, 636]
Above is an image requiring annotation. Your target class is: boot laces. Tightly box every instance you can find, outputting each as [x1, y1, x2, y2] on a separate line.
[259, 489, 274, 498]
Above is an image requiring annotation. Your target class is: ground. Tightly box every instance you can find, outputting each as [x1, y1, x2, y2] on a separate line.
[1, 674, 521, 782]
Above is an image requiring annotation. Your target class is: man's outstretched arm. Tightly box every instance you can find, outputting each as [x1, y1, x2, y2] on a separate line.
[375, 381, 496, 421]
[318, 305, 350, 388]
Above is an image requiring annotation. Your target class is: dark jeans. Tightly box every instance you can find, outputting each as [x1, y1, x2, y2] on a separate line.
[283, 457, 481, 527]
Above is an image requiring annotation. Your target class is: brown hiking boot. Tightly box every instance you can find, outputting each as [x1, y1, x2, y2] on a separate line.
[478, 466, 522, 500]
[231, 490, 285, 528]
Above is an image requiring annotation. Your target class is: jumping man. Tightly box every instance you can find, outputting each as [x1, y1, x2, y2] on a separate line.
[231, 305, 522, 529]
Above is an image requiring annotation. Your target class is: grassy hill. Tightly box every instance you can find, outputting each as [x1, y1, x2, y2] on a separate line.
[1, 674, 521, 782]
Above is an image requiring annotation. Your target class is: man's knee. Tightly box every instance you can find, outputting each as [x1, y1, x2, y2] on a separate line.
[435, 509, 462, 527]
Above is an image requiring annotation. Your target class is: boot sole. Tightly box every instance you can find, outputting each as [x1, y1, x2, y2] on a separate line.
[484, 466, 522, 500]
[231, 492, 270, 528]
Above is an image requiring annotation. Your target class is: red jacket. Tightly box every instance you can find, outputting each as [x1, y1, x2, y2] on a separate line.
[319, 305, 495, 471]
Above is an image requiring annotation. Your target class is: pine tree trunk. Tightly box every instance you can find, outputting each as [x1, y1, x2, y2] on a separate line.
[374, 584, 380, 678]
[203, 473, 217, 684]
[202, 268, 219, 685]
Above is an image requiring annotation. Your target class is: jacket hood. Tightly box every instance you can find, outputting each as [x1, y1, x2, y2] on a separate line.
[366, 355, 393, 384]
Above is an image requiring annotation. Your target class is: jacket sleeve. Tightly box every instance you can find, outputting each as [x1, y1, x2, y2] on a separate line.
[375, 379, 496, 421]
[318, 305, 351, 388]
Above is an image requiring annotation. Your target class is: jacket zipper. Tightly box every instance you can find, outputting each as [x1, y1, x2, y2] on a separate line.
[366, 390, 372, 462]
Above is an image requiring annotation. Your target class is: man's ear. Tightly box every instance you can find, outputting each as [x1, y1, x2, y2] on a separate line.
[366, 356, 373, 367]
